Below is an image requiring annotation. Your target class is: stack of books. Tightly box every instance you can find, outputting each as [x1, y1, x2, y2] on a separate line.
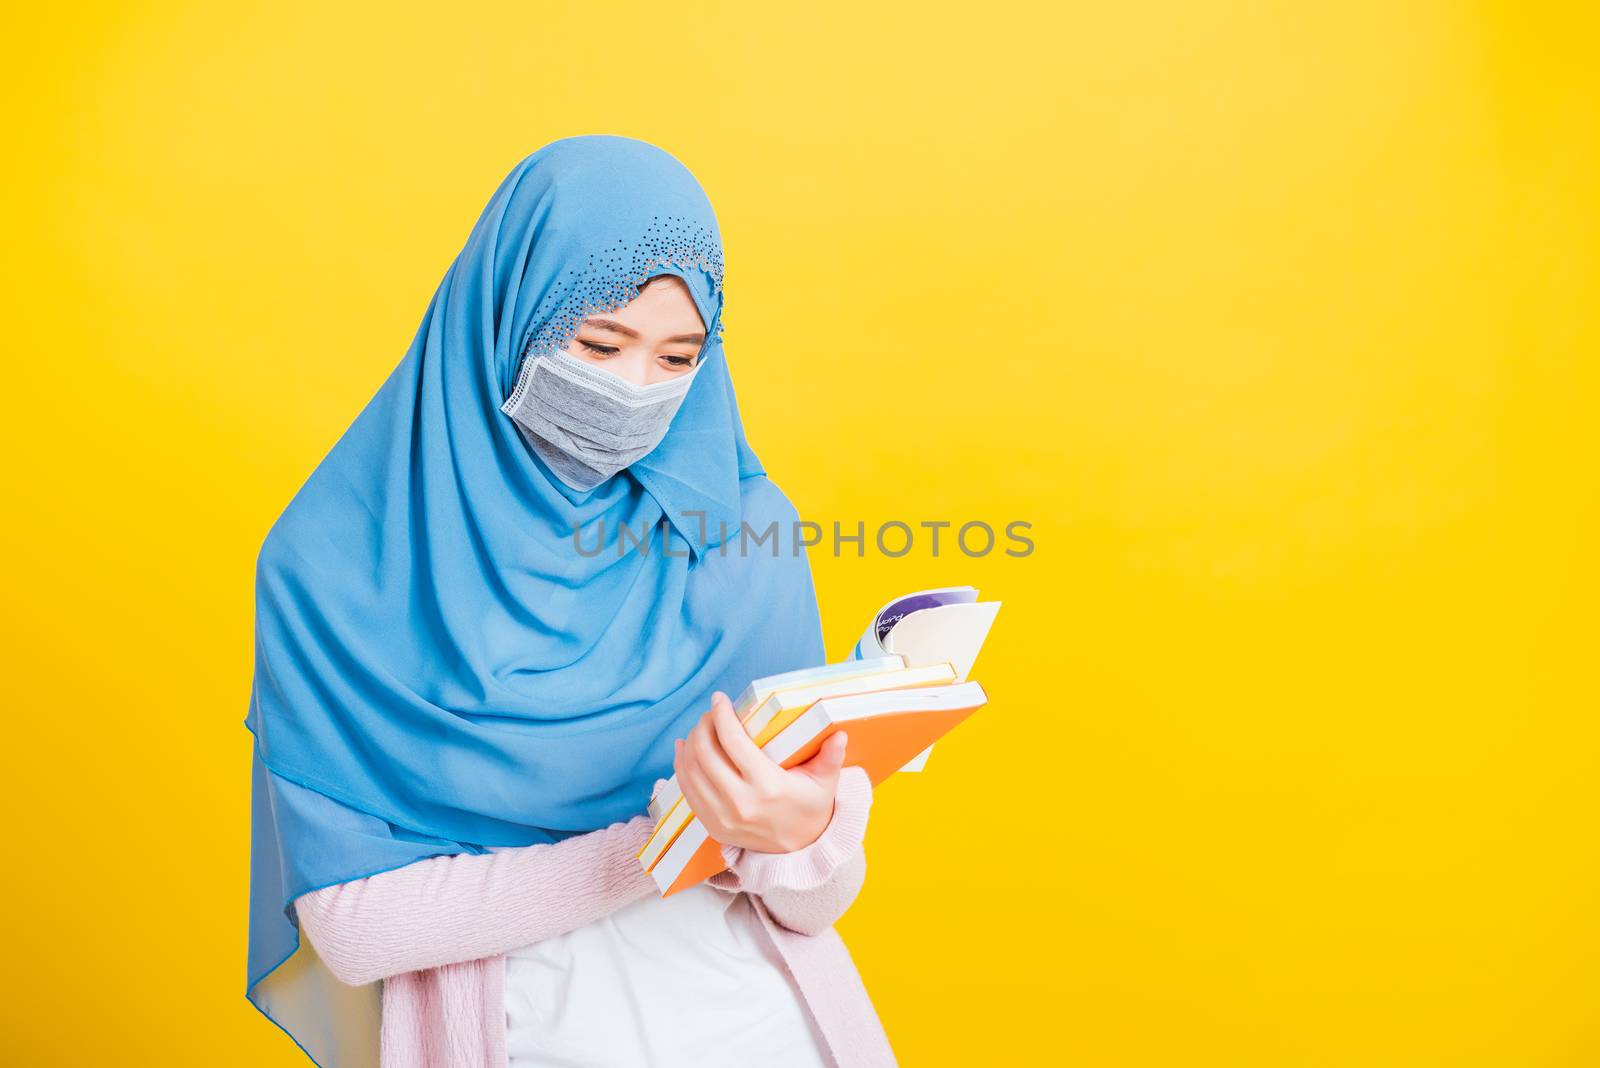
[639, 587, 1000, 897]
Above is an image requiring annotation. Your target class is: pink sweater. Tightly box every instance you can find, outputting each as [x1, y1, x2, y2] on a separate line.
[293, 765, 897, 1067]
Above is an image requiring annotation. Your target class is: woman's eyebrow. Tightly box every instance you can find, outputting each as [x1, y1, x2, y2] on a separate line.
[582, 318, 705, 345]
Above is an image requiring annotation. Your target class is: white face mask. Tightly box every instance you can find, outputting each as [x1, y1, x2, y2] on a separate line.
[501, 345, 701, 491]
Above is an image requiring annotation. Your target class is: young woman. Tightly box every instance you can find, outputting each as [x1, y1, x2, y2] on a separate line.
[244, 135, 898, 1068]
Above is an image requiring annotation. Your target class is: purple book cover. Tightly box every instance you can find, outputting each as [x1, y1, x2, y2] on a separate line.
[873, 587, 979, 644]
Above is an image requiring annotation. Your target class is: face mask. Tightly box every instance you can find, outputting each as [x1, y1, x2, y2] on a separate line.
[502, 344, 701, 491]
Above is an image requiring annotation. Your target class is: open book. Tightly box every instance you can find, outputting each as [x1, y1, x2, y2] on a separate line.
[640, 587, 1000, 896]
[852, 586, 1001, 772]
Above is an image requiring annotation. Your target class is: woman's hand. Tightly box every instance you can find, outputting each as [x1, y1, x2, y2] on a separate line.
[673, 690, 851, 854]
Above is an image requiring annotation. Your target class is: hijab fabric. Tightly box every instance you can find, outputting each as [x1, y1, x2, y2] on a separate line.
[244, 135, 825, 1067]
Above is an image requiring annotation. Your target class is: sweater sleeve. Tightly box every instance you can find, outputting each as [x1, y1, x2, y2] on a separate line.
[704, 764, 873, 936]
[292, 813, 659, 987]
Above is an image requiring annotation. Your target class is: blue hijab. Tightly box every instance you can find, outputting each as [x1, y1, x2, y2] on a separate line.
[244, 135, 825, 1067]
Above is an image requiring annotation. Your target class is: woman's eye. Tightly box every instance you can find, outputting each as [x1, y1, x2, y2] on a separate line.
[578, 341, 619, 356]
[661, 354, 696, 368]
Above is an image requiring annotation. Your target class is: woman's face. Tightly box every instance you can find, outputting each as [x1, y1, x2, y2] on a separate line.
[560, 273, 706, 386]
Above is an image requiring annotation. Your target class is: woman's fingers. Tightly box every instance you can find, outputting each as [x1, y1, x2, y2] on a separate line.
[688, 696, 750, 818]
[682, 705, 738, 829]
[708, 691, 781, 785]
[677, 690, 797, 842]
[674, 737, 724, 832]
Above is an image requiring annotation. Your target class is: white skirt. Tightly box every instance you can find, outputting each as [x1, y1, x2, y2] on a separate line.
[503, 881, 834, 1067]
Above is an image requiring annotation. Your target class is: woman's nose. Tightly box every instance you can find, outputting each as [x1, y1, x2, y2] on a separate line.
[616, 354, 651, 386]
[609, 351, 664, 387]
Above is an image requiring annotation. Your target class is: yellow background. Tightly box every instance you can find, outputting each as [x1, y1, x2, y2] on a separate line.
[3, 2, 1595, 1064]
